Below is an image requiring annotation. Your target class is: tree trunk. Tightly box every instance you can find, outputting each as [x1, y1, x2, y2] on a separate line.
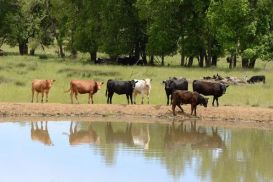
[233, 54, 237, 68]
[29, 48, 35, 56]
[161, 55, 165, 66]
[242, 57, 249, 68]
[180, 53, 185, 66]
[70, 48, 77, 59]
[59, 43, 65, 58]
[19, 42, 28, 55]
[187, 56, 194, 67]
[206, 37, 212, 67]
[248, 58, 256, 68]
[90, 51, 97, 63]
[199, 48, 205, 67]
[211, 55, 217, 66]
[149, 55, 154, 65]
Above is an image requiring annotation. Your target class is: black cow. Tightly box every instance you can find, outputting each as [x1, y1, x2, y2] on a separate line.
[106, 79, 138, 104]
[247, 75, 265, 84]
[162, 77, 188, 105]
[117, 56, 137, 65]
[193, 80, 229, 107]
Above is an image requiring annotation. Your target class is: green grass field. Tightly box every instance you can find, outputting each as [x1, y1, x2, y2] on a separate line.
[0, 45, 272, 107]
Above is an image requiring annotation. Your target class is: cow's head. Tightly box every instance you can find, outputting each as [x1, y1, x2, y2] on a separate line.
[96, 81, 104, 90]
[129, 80, 138, 89]
[162, 79, 173, 90]
[220, 83, 229, 94]
[46, 80, 55, 88]
[203, 97, 209, 107]
[144, 78, 152, 87]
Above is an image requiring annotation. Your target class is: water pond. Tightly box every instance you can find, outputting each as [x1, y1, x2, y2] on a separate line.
[0, 121, 272, 182]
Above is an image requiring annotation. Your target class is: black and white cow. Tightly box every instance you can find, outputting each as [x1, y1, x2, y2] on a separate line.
[106, 79, 138, 104]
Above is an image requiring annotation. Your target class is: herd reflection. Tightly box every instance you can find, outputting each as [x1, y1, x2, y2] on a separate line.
[29, 121, 224, 151]
[27, 121, 273, 181]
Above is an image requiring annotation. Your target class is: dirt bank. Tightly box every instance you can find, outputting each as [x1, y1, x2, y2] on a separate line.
[0, 103, 273, 129]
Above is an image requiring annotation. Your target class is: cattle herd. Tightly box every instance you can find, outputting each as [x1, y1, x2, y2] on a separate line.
[31, 74, 266, 116]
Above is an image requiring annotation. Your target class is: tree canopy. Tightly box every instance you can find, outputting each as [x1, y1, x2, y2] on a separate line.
[0, 0, 272, 68]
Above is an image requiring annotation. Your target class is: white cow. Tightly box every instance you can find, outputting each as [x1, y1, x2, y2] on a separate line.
[133, 78, 152, 104]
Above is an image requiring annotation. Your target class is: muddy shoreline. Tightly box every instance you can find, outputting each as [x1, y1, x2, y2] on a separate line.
[0, 103, 273, 129]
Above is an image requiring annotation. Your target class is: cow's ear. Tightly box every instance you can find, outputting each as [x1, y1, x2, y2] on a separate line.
[134, 80, 138, 83]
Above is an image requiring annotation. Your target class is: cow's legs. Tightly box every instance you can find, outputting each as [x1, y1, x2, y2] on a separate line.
[212, 96, 215, 106]
[133, 92, 137, 104]
[177, 104, 184, 113]
[45, 91, 49, 102]
[108, 92, 114, 104]
[70, 92, 74, 104]
[88, 93, 94, 104]
[141, 91, 144, 104]
[216, 97, 219, 107]
[88, 93, 91, 104]
[36, 92, 39, 103]
[192, 105, 197, 116]
[31, 89, 35, 103]
[75, 92, 79, 104]
[126, 94, 129, 104]
[172, 103, 176, 116]
[41, 92, 44, 103]
[166, 94, 170, 105]
[129, 94, 134, 104]
[147, 93, 150, 104]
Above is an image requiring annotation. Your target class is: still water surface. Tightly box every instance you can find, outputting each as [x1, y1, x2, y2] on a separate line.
[0, 121, 272, 182]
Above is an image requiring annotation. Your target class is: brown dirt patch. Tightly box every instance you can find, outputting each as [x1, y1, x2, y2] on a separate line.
[0, 103, 273, 129]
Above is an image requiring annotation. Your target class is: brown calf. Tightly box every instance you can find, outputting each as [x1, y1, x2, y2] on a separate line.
[172, 90, 208, 116]
[31, 79, 55, 103]
[65, 80, 104, 104]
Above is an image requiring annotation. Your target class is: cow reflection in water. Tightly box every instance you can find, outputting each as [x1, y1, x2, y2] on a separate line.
[164, 121, 225, 150]
[69, 122, 100, 145]
[31, 121, 52, 146]
[105, 122, 150, 150]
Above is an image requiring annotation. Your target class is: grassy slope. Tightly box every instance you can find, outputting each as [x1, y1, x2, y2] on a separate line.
[0, 45, 272, 107]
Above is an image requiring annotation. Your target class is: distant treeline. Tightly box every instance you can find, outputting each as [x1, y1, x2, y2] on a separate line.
[0, 0, 272, 68]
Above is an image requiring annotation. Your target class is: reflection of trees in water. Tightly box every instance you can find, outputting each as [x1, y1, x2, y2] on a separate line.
[31, 121, 52, 145]
[204, 129, 273, 182]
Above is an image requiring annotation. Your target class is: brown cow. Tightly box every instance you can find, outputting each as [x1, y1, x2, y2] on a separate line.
[31, 121, 52, 146]
[172, 90, 208, 116]
[31, 79, 55, 103]
[65, 80, 104, 104]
